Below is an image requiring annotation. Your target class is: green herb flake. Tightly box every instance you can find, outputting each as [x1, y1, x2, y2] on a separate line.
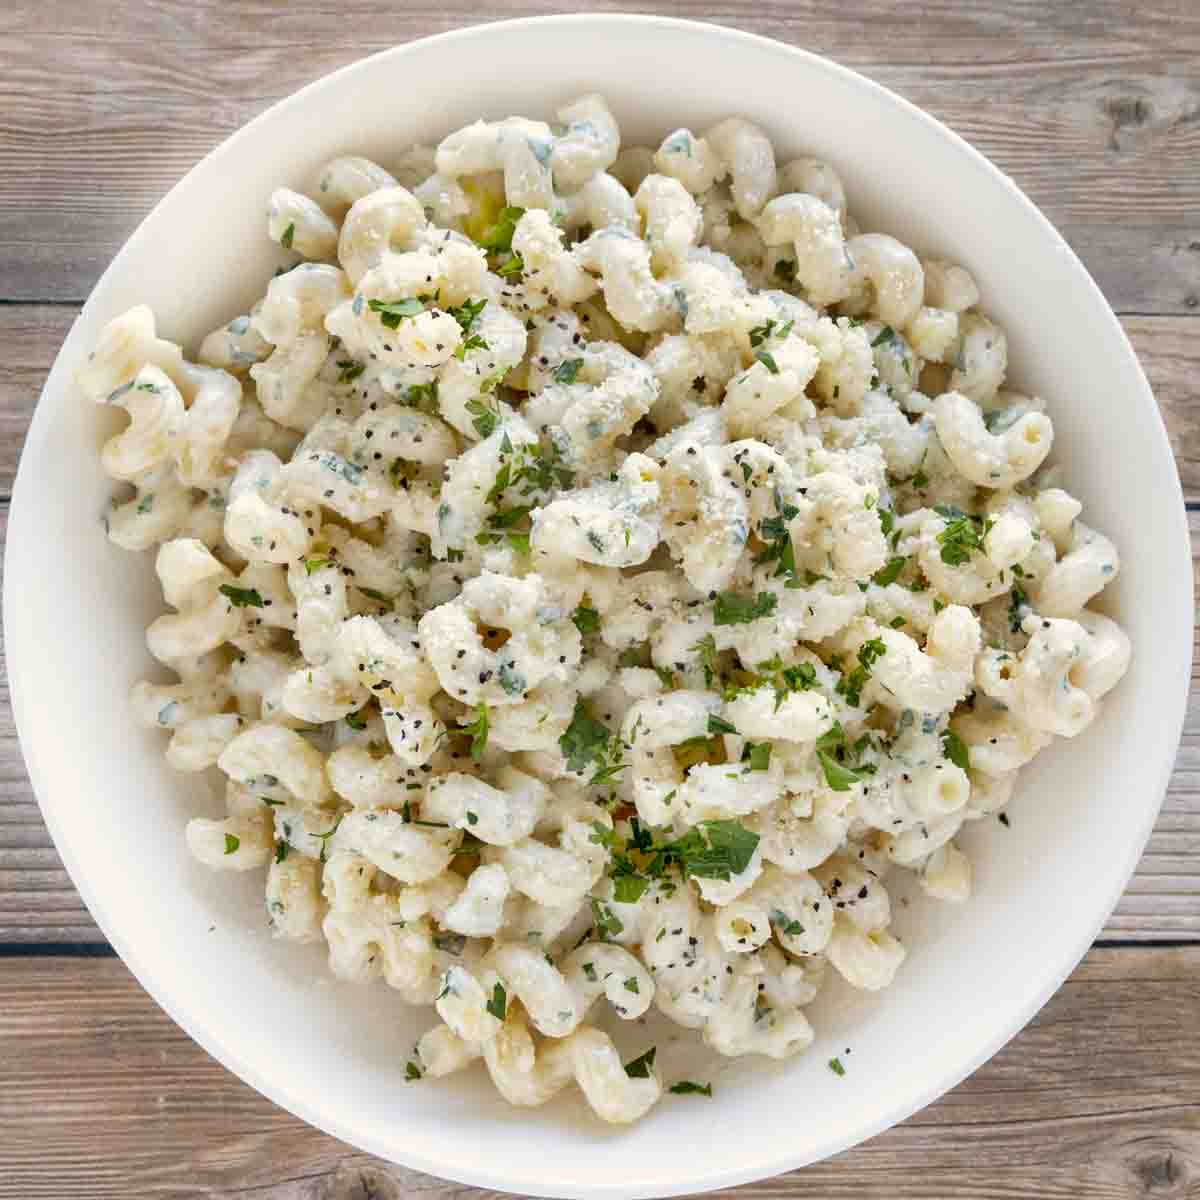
[692, 633, 719, 688]
[669, 1080, 712, 1097]
[336, 358, 365, 384]
[942, 729, 970, 770]
[714, 590, 778, 626]
[345, 710, 368, 731]
[223, 833, 240, 855]
[769, 908, 804, 936]
[553, 358, 584, 385]
[461, 703, 489, 762]
[755, 350, 780, 374]
[465, 396, 501, 440]
[367, 296, 429, 329]
[280, 222, 295, 249]
[591, 897, 624, 940]
[612, 873, 649, 904]
[743, 742, 772, 771]
[707, 713, 738, 736]
[478, 206, 526, 253]
[219, 584, 264, 608]
[935, 505, 995, 567]
[872, 556, 907, 587]
[405, 1060, 423, 1081]
[486, 981, 507, 1021]
[624, 1046, 657, 1078]
[817, 751, 870, 792]
[828, 1057, 846, 1077]
[572, 604, 600, 635]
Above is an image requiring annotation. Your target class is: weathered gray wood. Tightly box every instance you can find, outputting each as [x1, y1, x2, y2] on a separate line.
[1, 948, 1196, 1197]
[0, 1, 1197, 310]
[0, 506, 1197, 946]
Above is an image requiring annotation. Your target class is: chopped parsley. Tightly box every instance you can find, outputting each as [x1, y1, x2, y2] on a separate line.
[942, 729, 970, 770]
[486, 981, 507, 1021]
[477, 205, 525, 253]
[871, 556, 907, 587]
[405, 1060, 423, 1081]
[311, 814, 344, 864]
[336, 358, 365, 384]
[714, 590, 777, 626]
[624, 1046, 657, 1078]
[496, 251, 525, 278]
[462, 703, 490, 762]
[367, 295, 432, 329]
[870, 325, 897, 349]
[770, 908, 804, 936]
[707, 713, 738, 736]
[280, 221, 295, 249]
[743, 654, 818, 711]
[447, 298, 489, 360]
[274, 838, 289, 864]
[553, 358, 584, 384]
[754, 494, 801, 585]
[223, 833, 240, 855]
[743, 742, 773, 771]
[219, 584, 264, 608]
[465, 396, 502, 439]
[828, 1057, 846, 1077]
[572, 603, 600, 635]
[815, 722, 877, 792]
[755, 350, 780, 374]
[345, 709, 368, 731]
[669, 1080, 712, 1097]
[935, 505, 995, 567]
[559, 700, 624, 785]
[304, 555, 331, 575]
[591, 897, 624, 940]
[692, 633, 719, 687]
[1008, 583, 1029, 633]
[834, 637, 886, 708]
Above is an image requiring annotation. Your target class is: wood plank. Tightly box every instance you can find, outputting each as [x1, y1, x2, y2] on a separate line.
[1, 948, 1196, 1197]
[4, 306, 1197, 504]
[0, 1, 1197, 311]
[0, 511, 1197, 946]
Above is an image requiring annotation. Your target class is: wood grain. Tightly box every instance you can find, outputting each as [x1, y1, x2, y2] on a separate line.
[0, 948, 1196, 1197]
[0, 0, 1198, 311]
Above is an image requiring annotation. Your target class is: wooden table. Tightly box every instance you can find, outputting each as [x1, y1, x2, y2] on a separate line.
[2, 3, 1197, 1196]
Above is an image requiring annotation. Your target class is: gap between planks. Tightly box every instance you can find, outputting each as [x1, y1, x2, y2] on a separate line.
[0, 947, 1197, 1198]
[0, 2, 1198, 309]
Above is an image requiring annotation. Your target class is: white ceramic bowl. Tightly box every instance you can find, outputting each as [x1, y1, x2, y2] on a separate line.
[5, 15, 1193, 1198]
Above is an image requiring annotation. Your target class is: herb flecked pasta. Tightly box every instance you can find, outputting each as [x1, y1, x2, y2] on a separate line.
[82, 94, 1131, 1125]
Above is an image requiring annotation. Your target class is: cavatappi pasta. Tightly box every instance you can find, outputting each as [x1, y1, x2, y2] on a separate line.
[82, 94, 1131, 1124]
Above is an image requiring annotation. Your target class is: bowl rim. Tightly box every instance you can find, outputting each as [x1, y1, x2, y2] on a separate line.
[5, 12, 1193, 1197]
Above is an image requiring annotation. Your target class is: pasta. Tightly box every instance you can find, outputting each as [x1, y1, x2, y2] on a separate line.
[83, 96, 1131, 1126]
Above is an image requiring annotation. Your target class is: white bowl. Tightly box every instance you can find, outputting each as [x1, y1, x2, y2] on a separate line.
[5, 14, 1193, 1198]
